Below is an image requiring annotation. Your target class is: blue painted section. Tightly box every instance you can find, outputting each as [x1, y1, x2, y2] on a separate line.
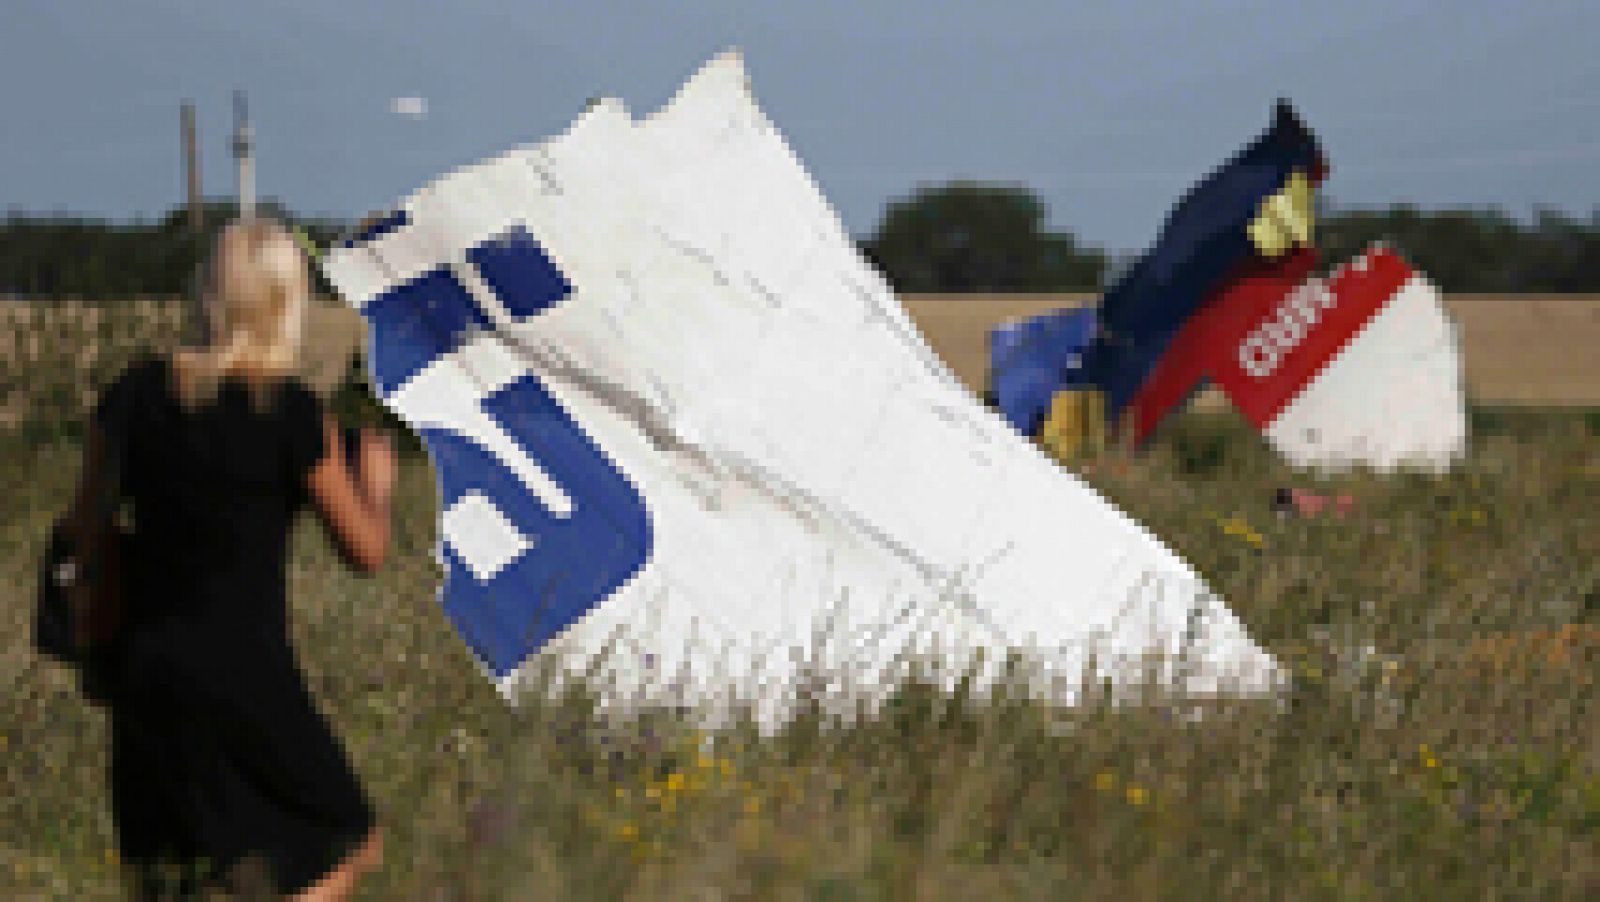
[1085, 100, 1325, 421]
[990, 307, 1098, 436]
[424, 376, 652, 676]
[350, 223, 655, 678]
[361, 267, 492, 395]
[469, 225, 573, 319]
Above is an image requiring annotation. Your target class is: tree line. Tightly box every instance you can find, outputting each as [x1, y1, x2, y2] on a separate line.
[0, 200, 346, 299]
[4, 184, 1599, 298]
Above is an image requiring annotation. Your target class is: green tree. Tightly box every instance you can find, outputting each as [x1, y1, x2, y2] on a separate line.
[863, 181, 1107, 293]
[1318, 204, 1600, 293]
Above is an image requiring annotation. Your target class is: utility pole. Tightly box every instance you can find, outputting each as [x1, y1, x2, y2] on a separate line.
[232, 90, 255, 220]
[181, 101, 203, 234]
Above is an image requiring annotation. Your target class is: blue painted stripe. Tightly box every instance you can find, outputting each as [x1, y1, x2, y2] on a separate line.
[469, 225, 573, 319]
[426, 377, 652, 676]
[362, 268, 493, 396]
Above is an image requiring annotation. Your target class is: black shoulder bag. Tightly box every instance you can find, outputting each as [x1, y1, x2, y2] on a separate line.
[35, 382, 132, 704]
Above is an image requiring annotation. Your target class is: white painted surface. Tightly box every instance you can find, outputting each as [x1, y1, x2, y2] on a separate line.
[322, 51, 1281, 732]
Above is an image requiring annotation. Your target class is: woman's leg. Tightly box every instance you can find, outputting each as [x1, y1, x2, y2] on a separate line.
[291, 826, 383, 902]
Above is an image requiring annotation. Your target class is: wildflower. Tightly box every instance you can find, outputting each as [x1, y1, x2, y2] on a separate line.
[744, 797, 762, 816]
[1094, 771, 1118, 792]
[1419, 744, 1439, 769]
[1125, 784, 1149, 806]
[1217, 515, 1266, 548]
[616, 823, 639, 841]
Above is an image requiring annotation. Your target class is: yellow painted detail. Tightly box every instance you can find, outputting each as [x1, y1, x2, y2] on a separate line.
[1247, 170, 1316, 258]
[1039, 388, 1106, 460]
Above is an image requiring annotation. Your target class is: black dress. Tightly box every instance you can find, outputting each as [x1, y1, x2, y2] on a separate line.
[95, 354, 374, 896]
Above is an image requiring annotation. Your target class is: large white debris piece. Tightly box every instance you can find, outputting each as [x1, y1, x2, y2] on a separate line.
[321, 51, 1281, 732]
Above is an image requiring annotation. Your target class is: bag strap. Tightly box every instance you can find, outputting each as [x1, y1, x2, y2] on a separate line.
[92, 355, 146, 518]
[82, 360, 137, 562]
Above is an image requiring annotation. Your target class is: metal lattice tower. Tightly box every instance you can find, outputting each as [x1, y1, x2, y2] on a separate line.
[232, 90, 255, 220]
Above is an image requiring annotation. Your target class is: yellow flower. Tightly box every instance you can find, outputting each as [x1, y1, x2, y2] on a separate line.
[1218, 516, 1265, 547]
[1094, 771, 1117, 792]
[1125, 784, 1149, 807]
[664, 772, 686, 793]
[616, 823, 639, 841]
[744, 797, 762, 816]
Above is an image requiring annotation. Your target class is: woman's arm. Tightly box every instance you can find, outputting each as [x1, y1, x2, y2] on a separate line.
[306, 416, 395, 574]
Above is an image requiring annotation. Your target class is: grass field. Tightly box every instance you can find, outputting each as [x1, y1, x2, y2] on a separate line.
[2, 386, 1596, 897]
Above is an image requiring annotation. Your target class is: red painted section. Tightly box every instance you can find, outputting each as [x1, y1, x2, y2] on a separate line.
[1215, 246, 1412, 427]
[1123, 162, 1335, 444]
[1127, 245, 1414, 440]
[1127, 248, 1319, 443]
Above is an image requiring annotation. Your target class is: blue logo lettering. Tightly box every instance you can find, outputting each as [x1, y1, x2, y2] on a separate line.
[357, 225, 653, 677]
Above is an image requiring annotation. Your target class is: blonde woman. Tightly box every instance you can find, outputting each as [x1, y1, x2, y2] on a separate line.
[72, 218, 389, 899]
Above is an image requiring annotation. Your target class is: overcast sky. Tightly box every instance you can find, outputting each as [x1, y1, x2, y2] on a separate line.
[4, 1, 1597, 252]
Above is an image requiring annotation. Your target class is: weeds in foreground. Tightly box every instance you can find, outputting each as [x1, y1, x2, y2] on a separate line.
[2, 410, 1596, 898]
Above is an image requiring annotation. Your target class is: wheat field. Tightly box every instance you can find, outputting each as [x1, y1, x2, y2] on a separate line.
[903, 294, 1600, 409]
[0, 298, 364, 433]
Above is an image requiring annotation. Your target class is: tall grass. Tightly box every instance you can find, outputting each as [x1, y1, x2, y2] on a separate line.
[1, 372, 1596, 897]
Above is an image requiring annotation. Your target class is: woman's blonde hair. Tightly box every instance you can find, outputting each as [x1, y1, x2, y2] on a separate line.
[172, 217, 309, 412]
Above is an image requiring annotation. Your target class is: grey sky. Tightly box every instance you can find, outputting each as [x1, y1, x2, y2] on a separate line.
[4, 1, 1596, 252]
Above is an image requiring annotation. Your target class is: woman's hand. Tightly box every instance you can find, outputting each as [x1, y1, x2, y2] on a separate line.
[309, 418, 394, 574]
[355, 429, 397, 505]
